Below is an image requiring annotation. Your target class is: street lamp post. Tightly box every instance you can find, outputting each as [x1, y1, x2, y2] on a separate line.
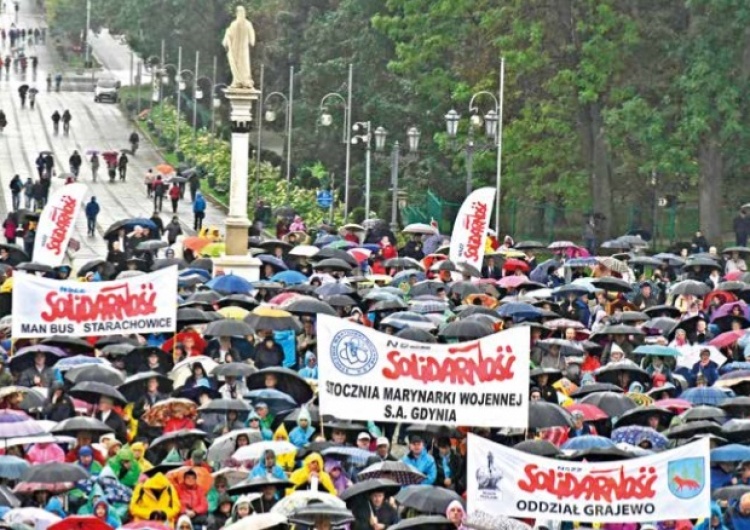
[254, 64, 265, 203]
[84, 0, 91, 68]
[351, 122, 372, 218]
[191, 51, 200, 147]
[263, 65, 294, 206]
[445, 60, 505, 233]
[374, 126, 420, 232]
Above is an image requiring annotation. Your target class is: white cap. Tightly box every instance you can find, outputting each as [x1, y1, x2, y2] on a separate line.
[357, 432, 371, 441]
[376, 436, 390, 447]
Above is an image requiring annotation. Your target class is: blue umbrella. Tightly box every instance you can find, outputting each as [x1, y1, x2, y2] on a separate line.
[322, 446, 373, 467]
[565, 257, 598, 268]
[529, 259, 560, 284]
[180, 268, 212, 281]
[315, 235, 342, 247]
[680, 387, 734, 406]
[561, 435, 615, 452]
[206, 274, 254, 295]
[54, 355, 110, 372]
[315, 283, 355, 297]
[245, 389, 297, 416]
[75, 470, 133, 505]
[270, 270, 308, 285]
[0, 456, 30, 480]
[633, 345, 682, 357]
[711, 444, 750, 463]
[611, 426, 669, 450]
[257, 254, 289, 272]
[392, 271, 425, 288]
[720, 362, 750, 375]
[496, 303, 542, 321]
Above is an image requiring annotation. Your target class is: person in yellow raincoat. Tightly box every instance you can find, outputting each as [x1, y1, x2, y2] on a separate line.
[288, 452, 337, 496]
[129, 472, 181, 523]
[129, 441, 153, 472]
[272, 424, 296, 472]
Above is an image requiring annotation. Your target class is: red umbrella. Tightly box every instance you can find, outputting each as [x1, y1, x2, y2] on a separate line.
[564, 403, 608, 421]
[703, 290, 738, 311]
[49, 517, 114, 530]
[725, 270, 744, 282]
[653, 398, 693, 413]
[498, 275, 529, 289]
[161, 331, 207, 355]
[502, 258, 530, 273]
[268, 292, 301, 306]
[709, 330, 746, 349]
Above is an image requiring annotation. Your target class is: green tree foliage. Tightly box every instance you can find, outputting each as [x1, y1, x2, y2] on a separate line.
[48, 0, 750, 239]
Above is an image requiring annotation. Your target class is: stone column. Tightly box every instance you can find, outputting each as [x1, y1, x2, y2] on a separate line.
[212, 86, 262, 281]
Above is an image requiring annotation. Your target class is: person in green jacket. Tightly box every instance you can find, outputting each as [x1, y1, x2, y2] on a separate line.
[78, 483, 124, 527]
[105, 446, 141, 489]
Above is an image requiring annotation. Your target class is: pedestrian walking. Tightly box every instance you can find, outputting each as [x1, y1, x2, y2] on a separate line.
[2, 214, 15, 244]
[118, 153, 128, 181]
[90, 153, 100, 182]
[150, 211, 164, 239]
[85, 197, 99, 237]
[51, 110, 60, 134]
[17, 85, 26, 108]
[188, 173, 200, 203]
[165, 215, 182, 246]
[43, 153, 53, 179]
[9, 174, 21, 210]
[45, 73, 51, 91]
[0, 110, 6, 132]
[69, 150, 82, 178]
[28, 86, 36, 109]
[22, 177, 32, 209]
[168, 182, 180, 214]
[153, 176, 166, 212]
[193, 191, 206, 231]
[144, 168, 155, 197]
[61, 109, 71, 135]
[54, 72, 62, 92]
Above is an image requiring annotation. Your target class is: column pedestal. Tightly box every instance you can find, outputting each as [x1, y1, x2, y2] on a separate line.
[212, 86, 262, 281]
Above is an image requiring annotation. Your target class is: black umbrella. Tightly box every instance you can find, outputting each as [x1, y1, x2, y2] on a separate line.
[395, 486, 463, 514]
[41, 336, 94, 354]
[118, 372, 173, 403]
[77, 259, 116, 279]
[514, 241, 545, 250]
[314, 258, 354, 272]
[176, 308, 212, 327]
[395, 328, 437, 343]
[137, 240, 169, 252]
[205, 319, 255, 337]
[528, 401, 574, 429]
[326, 294, 358, 308]
[69, 381, 127, 406]
[315, 282, 356, 297]
[565, 446, 635, 462]
[247, 367, 314, 404]
[721, 396, 750, 418]
[313, 247, 359, 267]
[513, 439, 561, 457]
[370, 299, 409, 313]
[590, 277, 633, 293]
[259, 239, 293, 252]
[18, 388, 45, 414]
[713, 485, 750, 501]
[667, 420, 723, 439]
[670, 280, 712, 297]
[212, 362, 257, 378]
[569, 383, 624, 398]
[324, 419, 366, 433]
[387, 516, 454, 530]
[595, 362, 651, 386]
[340, 478, 401, 503]
[64, 364, 126, 387]
[51, 416, 114, 437]
[357, 461, 426, 485]
[16, 262, 54, 274]
[406, 424, 462, 440]
[644, 305, 682, 318]
[536, 339, 584, 357]
[217, 294, 260, 311]
[289, 506, 354, 527]
[594, 324, 644, 337]
[0, 244, 29, 264]
[123, 346, 174, 374]
[642, 317, 678, 336]
[449, 281, 481, 298]
[148, 429, 210, 461]
[439, 320, 493, 340]
[616, 311, 649, 324]
[682, 406, 727, 423]
[9, 345, 66, 373]
[613, 406, 674, 429]
[285, 297, 338, 316]
[152, 258, 188, 271]
[295, 440, 335, 460]
[228, 476, 294, 496]
[579, 391, 637, 417]
[721, 419, 750, 442]
[20, 462, 89, 484]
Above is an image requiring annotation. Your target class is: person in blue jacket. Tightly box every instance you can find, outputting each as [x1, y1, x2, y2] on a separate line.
[249, 449, 287, 480]
[85, 197, 100, 237]
[298, 352, 318, 380]
[691, 348, 720, 386]
[401, 435, 436, 485]
[724, 493, 750, 530]
[193, 191, 206, 231]
[288, 407, 315, 448]
[696, 502, 727, 530]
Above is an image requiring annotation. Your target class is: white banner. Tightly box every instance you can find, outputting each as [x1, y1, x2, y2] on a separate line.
[449, 187, 496, 271]
[316, 315, 529, 428]
[33, 183, 88, 267]
[467, 434, 710, 523]
[12, 267, 178, 338]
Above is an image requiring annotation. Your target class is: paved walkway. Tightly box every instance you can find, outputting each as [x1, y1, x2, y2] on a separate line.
[0, 0, 228, 268]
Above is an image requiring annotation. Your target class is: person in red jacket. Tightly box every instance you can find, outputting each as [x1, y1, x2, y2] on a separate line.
[169, 183, 181, 214]
[380, 236, 397, 259]
[164, 406, 196, 433]
[176, 469, 209, 525]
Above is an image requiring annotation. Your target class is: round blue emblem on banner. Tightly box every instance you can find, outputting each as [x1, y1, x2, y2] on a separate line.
[330, 329, 378, 376]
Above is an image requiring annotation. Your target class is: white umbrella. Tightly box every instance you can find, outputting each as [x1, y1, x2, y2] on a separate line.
[4, 507, 61, 530]
[289, 245, 319, 258]
[232, 441, 297, 462]
[6, 434, 75, 447]
[402, 223, 437, 235]
[212, 467, 251, 488]
[170, 356, 219, 387]
[271, 490, 346, 516]
[224, 512, 287, 530]
[208, 428, 264, 463]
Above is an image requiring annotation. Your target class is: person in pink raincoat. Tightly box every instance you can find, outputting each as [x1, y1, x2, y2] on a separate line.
[27, 441, 65, 464]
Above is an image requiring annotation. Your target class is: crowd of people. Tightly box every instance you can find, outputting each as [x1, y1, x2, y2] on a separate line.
[0, 215, 749, 530]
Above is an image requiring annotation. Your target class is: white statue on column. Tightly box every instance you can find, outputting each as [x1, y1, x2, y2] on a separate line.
[223, 6, 255, 89]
